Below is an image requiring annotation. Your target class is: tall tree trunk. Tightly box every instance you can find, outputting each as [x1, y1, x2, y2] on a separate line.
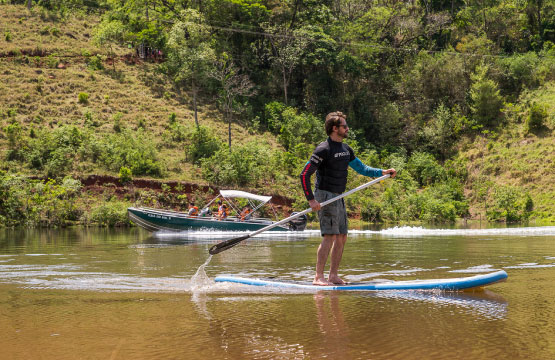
[27, 0, 32, 10]
[537, 0, 543, 41]
[228, 111, 232, 152]
[283, 71, 288, 105]
[192, 78, 199, 128]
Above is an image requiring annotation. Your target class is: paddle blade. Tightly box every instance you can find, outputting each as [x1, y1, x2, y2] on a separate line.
[209, 235, 250, 255]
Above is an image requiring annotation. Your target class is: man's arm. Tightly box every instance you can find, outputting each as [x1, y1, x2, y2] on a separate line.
[299, 161, 322, 211]
[349, 158, 397, 178]
[300, 161, 317, 201]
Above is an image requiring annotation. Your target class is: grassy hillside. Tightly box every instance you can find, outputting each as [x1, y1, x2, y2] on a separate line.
[458, 83, 555, 223]
[0, 4, 282, 184]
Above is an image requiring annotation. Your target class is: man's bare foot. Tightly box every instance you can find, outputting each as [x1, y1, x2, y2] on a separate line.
[313, 277, 332, 286]
[328, 276, 346, 285]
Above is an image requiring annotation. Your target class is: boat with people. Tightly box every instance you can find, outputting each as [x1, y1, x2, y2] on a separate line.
[127, 190, 307, 233]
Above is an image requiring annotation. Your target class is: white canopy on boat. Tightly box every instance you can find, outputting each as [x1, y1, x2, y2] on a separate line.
[219, 190, 272, 204]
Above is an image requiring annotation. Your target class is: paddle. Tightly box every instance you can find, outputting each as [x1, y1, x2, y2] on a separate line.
[208, 174, 391, 255]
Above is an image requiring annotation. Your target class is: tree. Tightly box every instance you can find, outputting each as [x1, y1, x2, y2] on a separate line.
[420, 103, 456, 159]
[262, 24, 310, 105]
[208, 54, 256, 150]
[92, 20, 127, 70]
[470, 64, 504, 127]
[526, 0, 547, 46]
[167, 9, 216, 128]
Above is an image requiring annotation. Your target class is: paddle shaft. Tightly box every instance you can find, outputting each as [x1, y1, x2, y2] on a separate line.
[208, 174, 390, 254]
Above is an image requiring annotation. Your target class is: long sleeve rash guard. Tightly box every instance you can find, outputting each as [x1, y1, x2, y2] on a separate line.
[300, 139, 383, 201]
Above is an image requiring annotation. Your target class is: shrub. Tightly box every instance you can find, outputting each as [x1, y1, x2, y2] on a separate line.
[4, 120, 25, 161]
[113, 112, 123, 132]
[25, 178, 82, 226]
[61, 177, 82, 197]
[420, 104, 456, 158]
[5, 31, 12, 42]
[96, 129, 163, 177]
[278, 107, 324, 151]
[78, 92, 89, 104]
[87, 55, 104, 71]
[487, 185, 532, 222]
[360, 199, 382, 222]
[90, 201, 130, 227]
[374, 170, 468, 223]
[83, 110, 97, 127]
[201, 142, 275, 186]
[526, 102, 547, 132]
[45, 148, 74, 178]
[264, 101, 287, 133]
[186, 126, 221, 164]
[46, 55, 58, 68]
[496, 52, 541, 96]
[420, 197, 457, 223]
[163, 121, 187, 145]
[119, 166, 132, 184]
[24, 126, 86, 176]
[0, 172, 26, 226]
[168, 112, 177, 125]
[419, 180, 468, 222]
[406, 152, 446, 186]
[470, 65, 504, 127]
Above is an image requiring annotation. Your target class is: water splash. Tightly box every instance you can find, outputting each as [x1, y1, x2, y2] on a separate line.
[190, 255, 213, 291]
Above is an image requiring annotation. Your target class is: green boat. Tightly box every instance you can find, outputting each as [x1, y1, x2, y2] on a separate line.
[127, 190, 307, 233]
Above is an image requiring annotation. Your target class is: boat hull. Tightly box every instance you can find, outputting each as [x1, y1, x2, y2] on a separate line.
[128, 207, 290, 232]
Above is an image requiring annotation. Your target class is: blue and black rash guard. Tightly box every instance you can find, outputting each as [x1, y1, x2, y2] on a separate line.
[300, 137, 383, 201]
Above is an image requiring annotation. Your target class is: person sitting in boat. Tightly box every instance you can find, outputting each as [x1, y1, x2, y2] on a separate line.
[199, 207, 211, 217]
[239, 206, 252, 221]
[217, 201, 230, 220]
[188, 202, 199, 216]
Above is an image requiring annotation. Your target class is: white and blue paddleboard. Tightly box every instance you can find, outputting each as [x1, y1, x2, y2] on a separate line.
[215, 270, 508, 291]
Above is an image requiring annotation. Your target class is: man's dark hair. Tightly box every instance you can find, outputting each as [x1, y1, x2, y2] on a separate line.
[325, 111, 346, 136]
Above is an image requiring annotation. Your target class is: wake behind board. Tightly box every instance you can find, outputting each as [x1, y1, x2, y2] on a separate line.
[214, 270, 507, 291]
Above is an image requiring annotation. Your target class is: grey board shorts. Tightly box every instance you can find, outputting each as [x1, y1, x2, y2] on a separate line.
[314, 188, 348, 235]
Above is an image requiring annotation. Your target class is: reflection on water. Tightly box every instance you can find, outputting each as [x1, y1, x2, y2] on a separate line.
[1, 226, 555, 359]
[314, 292, 348, 358]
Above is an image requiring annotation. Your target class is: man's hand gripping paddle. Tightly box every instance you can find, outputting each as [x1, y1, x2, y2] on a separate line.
[208, 174, 391, 255]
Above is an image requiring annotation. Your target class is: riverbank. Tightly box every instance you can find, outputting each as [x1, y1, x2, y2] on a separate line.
[1, 172, 552, 229]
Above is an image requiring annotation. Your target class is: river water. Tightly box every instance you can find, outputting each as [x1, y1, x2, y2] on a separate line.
[1, 226, 555, 359]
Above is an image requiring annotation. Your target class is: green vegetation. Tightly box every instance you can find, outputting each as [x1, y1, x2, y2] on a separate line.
[0, 1, 554, 227]
[78, 92, 89, 104]
[0, 173, 82, 227]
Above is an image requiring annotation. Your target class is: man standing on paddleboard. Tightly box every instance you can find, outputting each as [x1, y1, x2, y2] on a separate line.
[300, 111, 397, 285]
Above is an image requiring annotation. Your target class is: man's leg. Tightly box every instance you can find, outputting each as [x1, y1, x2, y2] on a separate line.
[313, 234, 335, 285]
[328, 234, 347, 284]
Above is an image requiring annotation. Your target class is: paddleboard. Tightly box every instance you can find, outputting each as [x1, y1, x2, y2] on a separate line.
[214, 270, 508, 291]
